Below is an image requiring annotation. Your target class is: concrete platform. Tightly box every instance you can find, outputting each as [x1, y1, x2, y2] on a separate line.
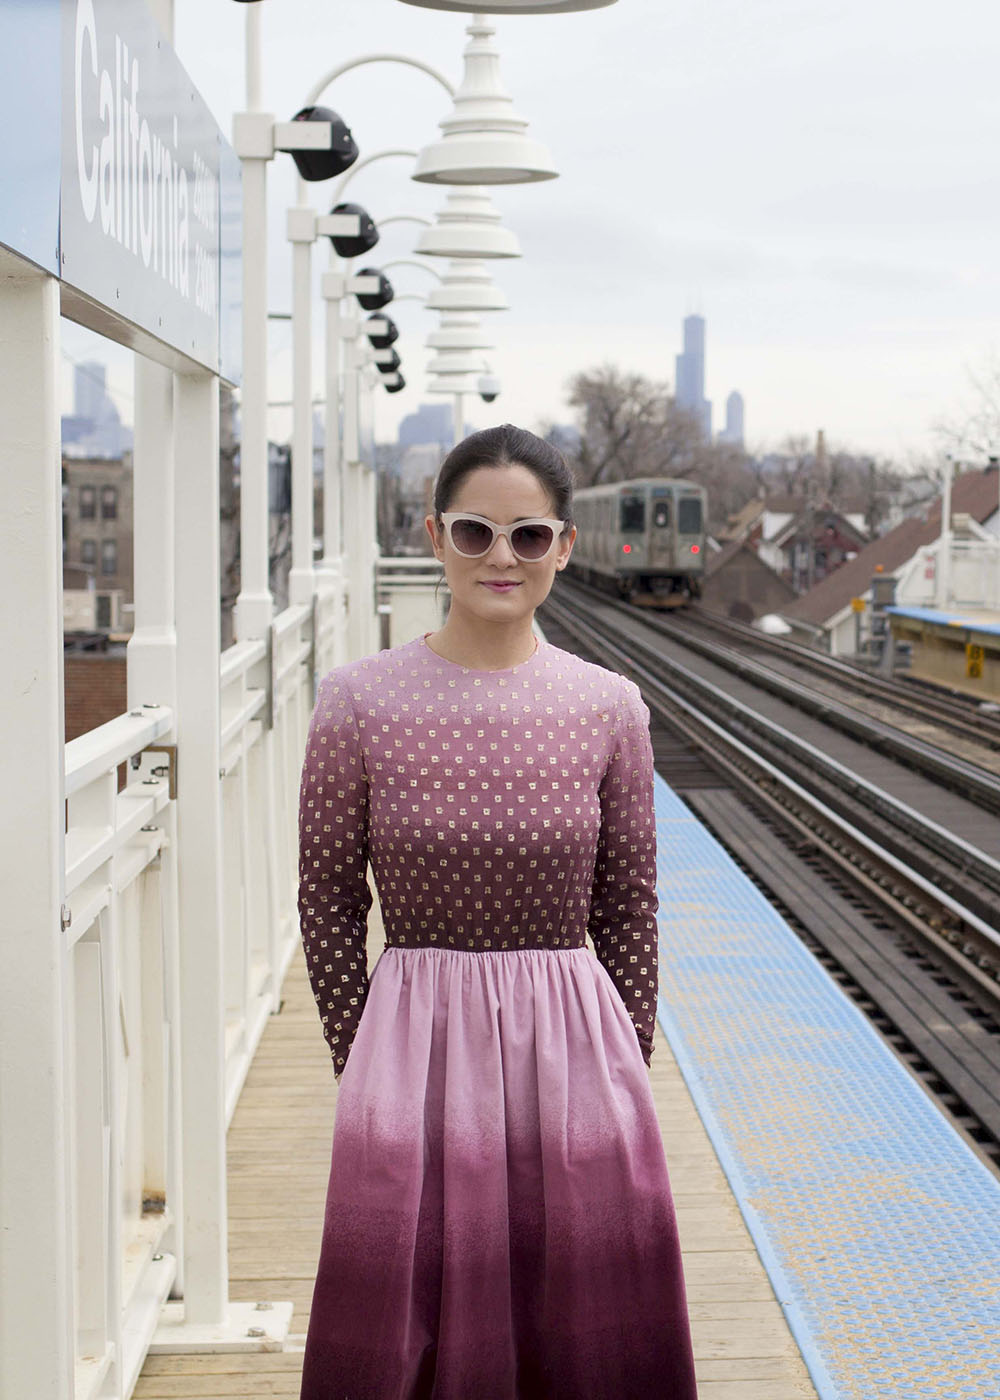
[887, 603, 1000, 698]
[653, 771, 1000, 1399]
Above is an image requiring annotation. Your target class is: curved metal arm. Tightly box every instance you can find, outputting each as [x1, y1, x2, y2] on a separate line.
[377, 214, 434, 230]
[305, 53, 455, 108]
[378, 258, 443, 282]
[333, 148, 419, 201]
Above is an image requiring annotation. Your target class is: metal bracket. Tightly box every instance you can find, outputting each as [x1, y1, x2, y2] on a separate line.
[142, 744, 178, 800]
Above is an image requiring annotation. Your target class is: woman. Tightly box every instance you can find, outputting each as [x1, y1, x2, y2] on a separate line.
[298, 425, 698, 1399]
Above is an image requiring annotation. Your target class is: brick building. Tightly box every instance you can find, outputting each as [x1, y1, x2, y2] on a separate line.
[62, 453, 134, 634]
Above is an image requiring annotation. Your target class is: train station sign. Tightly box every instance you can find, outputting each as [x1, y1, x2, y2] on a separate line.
[0, 0, 240, 382]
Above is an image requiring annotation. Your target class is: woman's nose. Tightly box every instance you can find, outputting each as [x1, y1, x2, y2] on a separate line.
[486, 532, 518, 565]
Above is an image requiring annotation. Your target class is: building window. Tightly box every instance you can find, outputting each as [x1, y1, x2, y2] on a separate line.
[101, 539, 117, 576]
[80, 485, 96, 519]
[81, 539, 97, 566]
[101, 485, 118, 520]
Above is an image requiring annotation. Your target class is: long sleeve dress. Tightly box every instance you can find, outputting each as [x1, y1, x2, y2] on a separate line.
[297, 632, 697, 1400]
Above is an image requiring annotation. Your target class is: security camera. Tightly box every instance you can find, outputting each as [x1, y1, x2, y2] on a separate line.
[478, 372, 501, 403]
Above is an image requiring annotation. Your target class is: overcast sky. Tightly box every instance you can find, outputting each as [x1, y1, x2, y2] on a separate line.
[66, 0, 1000, 460]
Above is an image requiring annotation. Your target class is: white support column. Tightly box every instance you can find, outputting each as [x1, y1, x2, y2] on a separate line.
[342, 319, 366, 659]
[129, 361, 178, 709]
[0, 256, 74, 1400]
[288, 207, 317, 604]
[453, 390, 465, 445]
[172, 369, 228, 1325]
[320, 275, 343, 574]
[234, 147, 274, 642]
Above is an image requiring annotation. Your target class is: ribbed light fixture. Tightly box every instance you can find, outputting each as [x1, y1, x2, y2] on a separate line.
[412, 16, 557, 185]
[415, 188, 520, 260]
[426, 313, 496, 352]
[425, 260, 509, 312]
[399, 1, 615, 13]
[426, 371, 478, 395]
[427, 347, 492, 376]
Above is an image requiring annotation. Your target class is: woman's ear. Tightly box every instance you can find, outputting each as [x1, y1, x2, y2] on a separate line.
[425, 514, 444, 559]
[555, 524, 577, 571]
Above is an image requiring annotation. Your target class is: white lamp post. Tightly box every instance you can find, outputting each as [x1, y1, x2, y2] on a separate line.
[412, 15, 557, 184]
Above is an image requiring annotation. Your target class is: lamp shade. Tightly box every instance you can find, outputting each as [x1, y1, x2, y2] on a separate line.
[427, 371, 477, 395]
[412, 17, 557, 185]
[289, 106, 359, 182]
[366, 313, 399, 350]
[376, 348, 403, 373]
[400, 0, 615, 9]
[426, 313, 495, 352]
[425, 261, 509, 313]
[415, 188, 520, 259]
[427, 348, 489, 376]
[355, 269, 395, 311]
[329, 202, 379, 258]
[384, 373, 406, 394]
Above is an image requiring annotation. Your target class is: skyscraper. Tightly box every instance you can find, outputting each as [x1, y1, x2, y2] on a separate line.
[674, 315, 712, 439]
[720, 391, 745, 447]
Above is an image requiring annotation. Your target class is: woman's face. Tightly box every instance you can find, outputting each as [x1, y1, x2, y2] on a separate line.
[425, 464, 576, 625]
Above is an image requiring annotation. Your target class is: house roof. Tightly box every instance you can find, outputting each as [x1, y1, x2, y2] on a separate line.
[782, 468, 1000, 627]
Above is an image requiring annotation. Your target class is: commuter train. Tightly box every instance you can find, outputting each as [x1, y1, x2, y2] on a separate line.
[566, 478, 707, 606]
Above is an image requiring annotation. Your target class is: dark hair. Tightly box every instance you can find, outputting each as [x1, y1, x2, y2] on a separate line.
[433, 424, 574, 526]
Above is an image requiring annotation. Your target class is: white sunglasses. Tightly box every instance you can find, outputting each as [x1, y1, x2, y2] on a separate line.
[440, 512, 567, 562]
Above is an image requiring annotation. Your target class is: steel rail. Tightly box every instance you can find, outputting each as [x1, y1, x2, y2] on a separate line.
[543, 594, 1000, 979]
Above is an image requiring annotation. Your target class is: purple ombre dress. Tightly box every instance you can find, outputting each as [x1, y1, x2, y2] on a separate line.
[297, 632, 697, 1400]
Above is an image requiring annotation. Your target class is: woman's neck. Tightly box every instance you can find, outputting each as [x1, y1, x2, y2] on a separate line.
[424, 616, 539, 671]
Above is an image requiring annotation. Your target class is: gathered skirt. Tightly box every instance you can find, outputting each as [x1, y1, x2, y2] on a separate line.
[300, 945, 698, 1400]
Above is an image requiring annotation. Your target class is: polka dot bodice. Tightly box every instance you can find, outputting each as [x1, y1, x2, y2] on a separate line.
[298, 633, 659, 1077]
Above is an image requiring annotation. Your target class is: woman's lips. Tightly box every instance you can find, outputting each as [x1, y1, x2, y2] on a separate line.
[480, 581, 521, 591]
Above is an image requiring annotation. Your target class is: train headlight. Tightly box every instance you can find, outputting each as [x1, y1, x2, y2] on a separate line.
[690, 544, 700, 553]
[622, 544, 631, 553]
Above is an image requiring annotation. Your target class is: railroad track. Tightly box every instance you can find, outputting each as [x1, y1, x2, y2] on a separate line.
[540, 592, 1000, 1175]
[679, 602, 1000, 752]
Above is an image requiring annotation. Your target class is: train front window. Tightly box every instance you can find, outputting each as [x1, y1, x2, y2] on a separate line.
[653, 501, 670, 528]
[620, 494, 645, 532]
[678, 497, 702, 534]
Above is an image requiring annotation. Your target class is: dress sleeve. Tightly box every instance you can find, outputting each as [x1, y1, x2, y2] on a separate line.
[298, 671, 374, 1078]
[587, 676, 660, 1066]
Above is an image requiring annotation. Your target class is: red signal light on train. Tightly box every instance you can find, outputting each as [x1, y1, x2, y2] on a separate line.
[622, 544, 631, 553]
[690, 544, 700, 553]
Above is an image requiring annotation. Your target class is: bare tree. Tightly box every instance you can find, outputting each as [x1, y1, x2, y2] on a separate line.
[564, 365, 707, 486]
[933, 350, 1000, 461]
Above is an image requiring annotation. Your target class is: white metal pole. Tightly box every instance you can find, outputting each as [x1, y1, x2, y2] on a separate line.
[129, 363, 177, 708]
[173, 368, 228, 1324]
[343, 322, 366, 658]
[0, 255, 74, 1400]
[320, 281, 343, 573]
[234, 4, 273, 642]
[289, 227, 315, 603]
[938, 456, 954, 609]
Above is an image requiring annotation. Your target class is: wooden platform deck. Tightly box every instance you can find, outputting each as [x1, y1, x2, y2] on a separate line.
[135, 906, 820, 1400]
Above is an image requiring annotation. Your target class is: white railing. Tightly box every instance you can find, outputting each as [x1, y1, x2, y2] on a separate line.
[17, 555, 440, 1400]
[64, 706, 179, 1400]
[60, 600, 318, 1399]
[896, 538, 1000, 610]
[375, 556, 447, 648]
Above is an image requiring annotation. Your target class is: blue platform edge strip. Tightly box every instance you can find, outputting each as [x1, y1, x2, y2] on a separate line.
[886, 603, 1000, 637]
[651, 772, 1000, 1400]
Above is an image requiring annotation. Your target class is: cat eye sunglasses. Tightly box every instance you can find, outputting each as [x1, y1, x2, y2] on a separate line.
[439, 512, 567, 563]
